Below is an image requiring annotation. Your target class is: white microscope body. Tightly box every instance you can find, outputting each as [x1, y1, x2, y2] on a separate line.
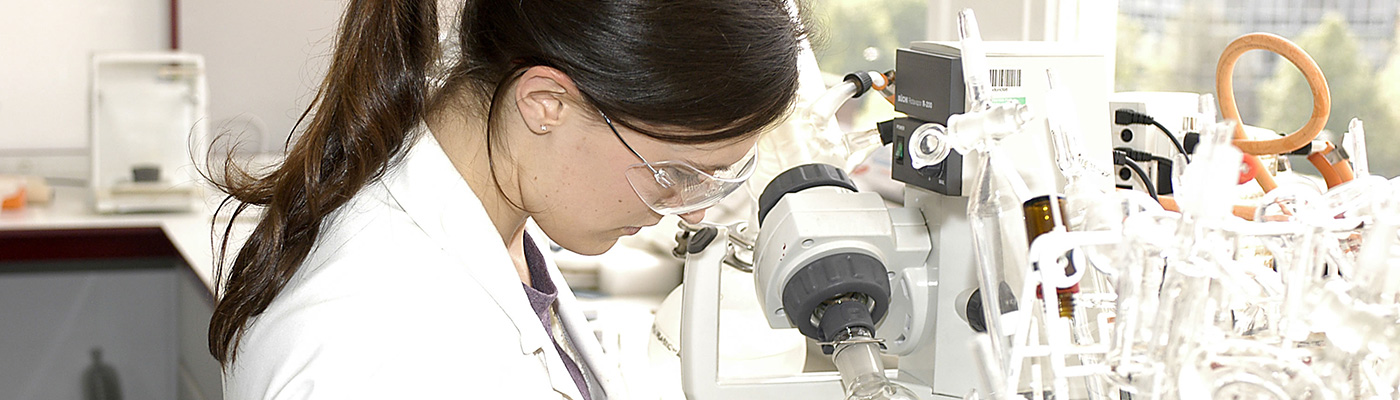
[678, 35, 1107, 400]
[746, 166, 975, 399]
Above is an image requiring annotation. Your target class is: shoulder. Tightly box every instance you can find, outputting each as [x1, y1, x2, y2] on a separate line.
[224, 187, 550, 399]
[239, 180, 492, 343]
[223, 242, 553, 398]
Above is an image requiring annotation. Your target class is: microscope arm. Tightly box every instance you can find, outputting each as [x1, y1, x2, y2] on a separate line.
[680, 226, 845, 399]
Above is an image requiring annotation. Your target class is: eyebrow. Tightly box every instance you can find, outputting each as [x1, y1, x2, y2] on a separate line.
[689, 159, 729, 173]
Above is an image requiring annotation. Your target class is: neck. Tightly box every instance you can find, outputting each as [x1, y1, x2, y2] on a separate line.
[426, 106, 532, 283]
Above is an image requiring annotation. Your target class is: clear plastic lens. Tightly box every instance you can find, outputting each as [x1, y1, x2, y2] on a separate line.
[625, 149, 757, 215]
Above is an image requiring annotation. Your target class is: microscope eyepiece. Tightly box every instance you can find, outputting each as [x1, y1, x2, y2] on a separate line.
[757, 163, 858, 226]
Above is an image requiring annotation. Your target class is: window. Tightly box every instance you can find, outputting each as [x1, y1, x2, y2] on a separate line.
[1118, 0, 1400, 178]
[809, 0, 928, 132]
[810, 1, 1396, 177]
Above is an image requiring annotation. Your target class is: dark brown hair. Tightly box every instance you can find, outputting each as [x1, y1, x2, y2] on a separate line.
[208, 0, 808, 364]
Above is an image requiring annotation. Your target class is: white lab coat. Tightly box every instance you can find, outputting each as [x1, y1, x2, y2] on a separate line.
[223, 126, 626, 400]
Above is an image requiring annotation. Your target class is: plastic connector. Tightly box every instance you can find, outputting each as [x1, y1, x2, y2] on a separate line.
[1112, 150, 1129, 167]
[1112, 149, 1159, 200]
[843, 71, 877, 98]
[1115, 108, 1192, 163]
[1113, 108, 1156, 126]
[876, 119, 895, 146]
[1114, 147, 1174, 195]
[1114, 146, 1157, 163]
[1183, 132, 1201, 154]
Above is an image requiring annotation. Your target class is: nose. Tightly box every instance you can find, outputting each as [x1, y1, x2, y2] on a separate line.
[678, 209, 707, 225]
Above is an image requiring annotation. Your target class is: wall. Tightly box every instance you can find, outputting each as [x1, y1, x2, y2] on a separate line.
[0, 1, 169, 150]
[0, 1, 170, 180]
[0, 0, 342, 182]
[178, 0, 342, 155]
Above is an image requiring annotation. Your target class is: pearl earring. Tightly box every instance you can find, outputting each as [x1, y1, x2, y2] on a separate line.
[540, 125, 549, 132]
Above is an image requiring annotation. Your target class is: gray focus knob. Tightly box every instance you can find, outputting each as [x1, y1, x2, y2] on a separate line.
[779, 252, 891, 342]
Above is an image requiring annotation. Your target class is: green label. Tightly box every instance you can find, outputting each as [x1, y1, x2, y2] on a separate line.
[990, 97, 1027, 105]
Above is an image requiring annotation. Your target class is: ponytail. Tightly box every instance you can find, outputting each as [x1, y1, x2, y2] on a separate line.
[207, 0, 438, 364]
[209, 0, 810, 366]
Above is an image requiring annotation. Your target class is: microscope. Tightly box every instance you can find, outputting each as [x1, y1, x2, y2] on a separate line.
[677, 11, 1109, 400]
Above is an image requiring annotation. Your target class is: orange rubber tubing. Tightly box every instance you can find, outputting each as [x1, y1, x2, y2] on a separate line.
[1307, 152, 1342, 188]
[1331, 158, 1355, 185]
[1216, 33, 1331, 192]
[1310, 140, 1344, 187]
[1305, 141, 1356, 188]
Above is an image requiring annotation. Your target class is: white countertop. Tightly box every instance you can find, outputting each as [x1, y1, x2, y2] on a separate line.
[0, 185, 253, 294]
[0, 183, 667, 309]
[2, 184, 681, 395]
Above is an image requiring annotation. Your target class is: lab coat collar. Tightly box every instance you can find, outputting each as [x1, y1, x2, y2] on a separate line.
[378, 128, 557, 356]
[380, 127, 601, 400]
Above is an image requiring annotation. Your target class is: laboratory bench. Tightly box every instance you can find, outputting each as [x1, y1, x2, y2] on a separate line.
[0, 186, 230, 289]
[0, 185, 237, 400]
[0, 185, 672, 399]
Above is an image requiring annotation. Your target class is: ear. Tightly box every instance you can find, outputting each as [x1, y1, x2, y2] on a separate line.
[514, 66, 580, 134]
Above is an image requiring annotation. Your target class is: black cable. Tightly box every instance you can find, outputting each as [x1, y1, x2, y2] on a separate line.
[1114, 146, 1177, 195]
[1125, 159, 1158, 200]
[1150, 120, 1191, 163]
[1115, 109, 1192, 163]
[1114, 147, 1155, 163]
[1113, 149, 1158, 201]
[1152, 155, 1174, 195]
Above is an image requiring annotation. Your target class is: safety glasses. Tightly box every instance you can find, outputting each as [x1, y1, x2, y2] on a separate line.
[600, 111, 758, 215]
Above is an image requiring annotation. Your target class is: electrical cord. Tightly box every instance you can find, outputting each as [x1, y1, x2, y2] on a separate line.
[1119, 147, 1259, 219]
[1114, 147, 1156, 163]
[1113, 149, 1158, 201]
[1115, 109, 1192, 163]
[1217, 33, 1331, 192]
[1116, 147, 1177, 195]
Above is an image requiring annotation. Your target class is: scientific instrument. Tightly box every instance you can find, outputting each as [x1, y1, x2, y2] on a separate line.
[676, 9, 1111, 400]
[90, 53, 208, 214]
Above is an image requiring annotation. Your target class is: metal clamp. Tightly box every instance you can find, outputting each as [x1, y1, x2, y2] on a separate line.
[673, 219, 757, 272]
[816, 336, 886, 348]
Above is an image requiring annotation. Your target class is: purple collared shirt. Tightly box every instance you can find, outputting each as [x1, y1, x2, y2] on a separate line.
[519, 232, 591, 400]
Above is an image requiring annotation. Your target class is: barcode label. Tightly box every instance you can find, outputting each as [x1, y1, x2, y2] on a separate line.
[990, 69, 1022, 88]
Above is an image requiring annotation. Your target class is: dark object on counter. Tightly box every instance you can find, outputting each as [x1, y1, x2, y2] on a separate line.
[83, 348, 123, 400]
[132, 165, 161, 183]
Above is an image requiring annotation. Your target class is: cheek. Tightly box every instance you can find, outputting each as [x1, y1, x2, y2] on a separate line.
[594, 167, 649, 216]
[545, 157, 646, 222]
[531, 167, 639, 256]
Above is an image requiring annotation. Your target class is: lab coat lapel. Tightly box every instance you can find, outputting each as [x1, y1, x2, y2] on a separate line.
[380, 131, 550, 357]
[530, 231, 629, 400]
[385, 130, 592, 400]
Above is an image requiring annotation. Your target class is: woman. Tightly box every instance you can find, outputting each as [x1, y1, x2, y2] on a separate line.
[208, 0, 807, 398]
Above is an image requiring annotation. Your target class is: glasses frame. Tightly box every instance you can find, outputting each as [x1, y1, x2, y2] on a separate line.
[601, 111, 677, 188]
[598, 110, 756, 215]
